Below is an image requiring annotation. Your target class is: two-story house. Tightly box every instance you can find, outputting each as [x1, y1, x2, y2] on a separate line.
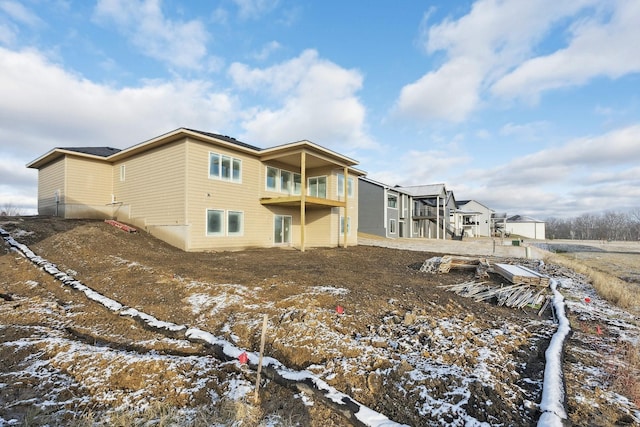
[358, 179, 462, 240]
[454, 199, 494, 237]
[26, 128, 364, 251]
[396, 183, 455, 239]
[358, 177, 412, 238]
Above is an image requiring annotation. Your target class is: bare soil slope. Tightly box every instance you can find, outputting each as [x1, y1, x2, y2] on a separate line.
[1, 217, 638, 426]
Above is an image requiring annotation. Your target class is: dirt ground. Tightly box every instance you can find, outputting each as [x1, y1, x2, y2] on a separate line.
[1, 217, 639, 426]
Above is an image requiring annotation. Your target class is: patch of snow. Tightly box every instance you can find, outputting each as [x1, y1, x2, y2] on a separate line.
[308, 286, 349, 295]
[186, 292, 245, 316]
[119, 308, 187, 332]
[538, 279, 570, 426]
[221, 323, 240, 343]
[226, 378, 253, 400]
[10, 229, 34, 238]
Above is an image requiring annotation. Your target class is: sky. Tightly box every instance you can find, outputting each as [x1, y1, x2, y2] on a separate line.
[1, 0, 640, 219]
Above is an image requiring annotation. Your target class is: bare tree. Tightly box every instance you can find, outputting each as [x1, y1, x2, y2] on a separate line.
[0, 203, 22, 216]
[629, 207, 640, 240]
[546, 208, 640, 241]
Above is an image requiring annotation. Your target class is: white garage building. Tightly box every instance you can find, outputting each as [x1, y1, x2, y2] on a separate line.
[505, 215, 546, 240]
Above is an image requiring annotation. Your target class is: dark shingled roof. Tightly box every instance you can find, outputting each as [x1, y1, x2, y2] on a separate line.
[185, 128, 262, 151]
[62, 147, 122, 157]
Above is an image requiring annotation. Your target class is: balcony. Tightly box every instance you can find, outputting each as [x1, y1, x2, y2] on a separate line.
[413, 207, 443, 218]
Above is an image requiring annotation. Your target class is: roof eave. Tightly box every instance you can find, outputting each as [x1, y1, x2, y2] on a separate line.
[108, 128, 262, 162]
[260, 140, 359, 167]
[26, 148, 111, 169]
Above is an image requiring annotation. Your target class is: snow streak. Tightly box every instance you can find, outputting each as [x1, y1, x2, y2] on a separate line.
[537, 279, 570, 426]
[0, 227, 407, 427]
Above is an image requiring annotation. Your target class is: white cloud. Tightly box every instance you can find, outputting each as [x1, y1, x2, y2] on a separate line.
[395, 57, 483, 122]
[253, 40, 281, 61]
[475, 129, 491, 140]
[93, 0, 209, 70]
[0, 46, 240, 210]
[0, 22, 15, 45]
[394, 0, 603, 122]
[368, 146, 472, 188]
[0, 0, 45, 45]
[585, 166, 640, 185]
[232, 0, 279, 20]
[508, 125, 640, 168]
[0, 154, 38, 211]
[455, 125, 640, 189]
[492, 1, 640, 100]
[448, 124, 640, 217]
[0, 1, 44, 27]
[0, 47, 238, 157]
[229, 49, 375, 151]
[499, 121, 548, 140]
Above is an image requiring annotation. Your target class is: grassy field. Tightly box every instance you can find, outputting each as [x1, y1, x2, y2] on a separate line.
[541, 240, 640, 311]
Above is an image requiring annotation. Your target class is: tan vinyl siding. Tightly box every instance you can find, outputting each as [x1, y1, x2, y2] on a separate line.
[37, 157, 65, 216]
[304, 208, 337, 247]
[30, 130, 362, 251]
[62, 156, 113, 218]
[113, 140, 187, 228]
[185, 138, 269, 251]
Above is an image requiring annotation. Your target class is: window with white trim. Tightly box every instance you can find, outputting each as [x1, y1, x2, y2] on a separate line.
[281, 170, 292, 194]
[209, 152, 241, 183]
[207, 209, 244, 237]
[266, 166, 278, 191]
[293, 173, 302, 194]
[228, 211, 243, 236]
[389, 219, 396, 234]
[265, 166, 301, 195]
[337, 174, 354, 198]
[387, 194, 398, 208]
[340, 216, 351, 235]
[308, 176, 327, 198]
[119, 164, 125, 182]
[206, 209, 224, 235]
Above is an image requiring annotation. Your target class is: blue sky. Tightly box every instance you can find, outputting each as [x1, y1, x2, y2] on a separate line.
[1, 0, 640, 219]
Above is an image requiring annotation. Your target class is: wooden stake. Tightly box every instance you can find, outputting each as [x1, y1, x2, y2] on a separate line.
[254, 314, 268, 404]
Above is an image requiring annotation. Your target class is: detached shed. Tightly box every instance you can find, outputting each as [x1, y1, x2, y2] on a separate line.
[506, 215, 546, 240]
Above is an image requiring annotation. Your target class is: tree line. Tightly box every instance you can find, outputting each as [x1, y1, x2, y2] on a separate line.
[546, 209, 640, 241]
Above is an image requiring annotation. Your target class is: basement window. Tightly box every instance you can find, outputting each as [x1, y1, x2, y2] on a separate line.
[340, 216, 351, 235]
[206, 209, 224, 236]
[228, 211, 243, 236]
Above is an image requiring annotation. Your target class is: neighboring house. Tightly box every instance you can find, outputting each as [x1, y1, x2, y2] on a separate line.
[358, 177, 411, 238]
[358, 179, 509, 240]
[505, 215, 546, 240]
[394, 183, 455, 240]
[454, 200, 494, 237]
[26, 128, 364, 252]
[491, 212, 508, 237]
